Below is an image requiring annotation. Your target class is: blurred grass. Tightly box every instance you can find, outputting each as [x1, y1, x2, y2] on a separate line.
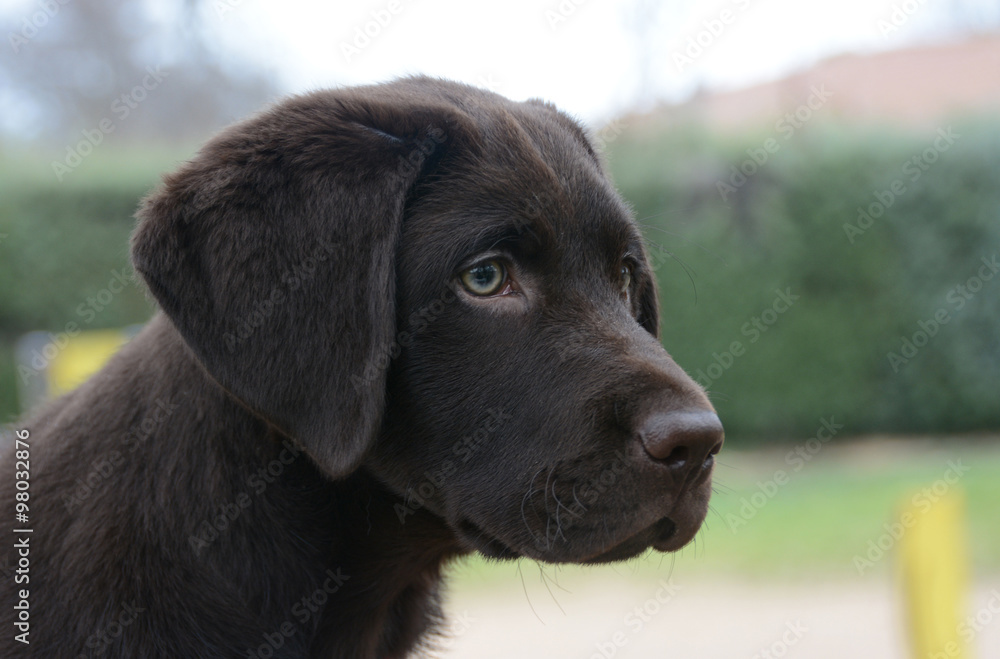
[698, 437, 1000, 577]
[0, 143, 195, 193]
[450, 437, 1000, 588]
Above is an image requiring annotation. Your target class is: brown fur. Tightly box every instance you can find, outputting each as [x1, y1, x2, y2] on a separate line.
[0, 77, 722, 658]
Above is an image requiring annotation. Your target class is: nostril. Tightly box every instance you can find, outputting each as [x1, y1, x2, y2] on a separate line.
[701, 440, 724, 468]
[638, 410, 724, 471]
[664, 445, 689, 469]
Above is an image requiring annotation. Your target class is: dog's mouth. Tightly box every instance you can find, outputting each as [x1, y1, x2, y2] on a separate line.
[454, 514, 694, 564]
[572, 517, 677, 564]
[456, 519, 523, 560]
[578, 515, 702, 564]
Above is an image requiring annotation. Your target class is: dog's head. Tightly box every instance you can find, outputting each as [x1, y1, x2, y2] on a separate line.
[132, 77, 723, 564]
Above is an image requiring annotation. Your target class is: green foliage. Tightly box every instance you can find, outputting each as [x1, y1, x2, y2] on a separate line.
[1, 122, 998, 442]
[608, 119, 1000, 443]
[0, 148, 182, 422]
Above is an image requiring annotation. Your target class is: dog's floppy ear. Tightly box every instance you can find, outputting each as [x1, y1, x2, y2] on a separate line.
[131, 84, 473, 478]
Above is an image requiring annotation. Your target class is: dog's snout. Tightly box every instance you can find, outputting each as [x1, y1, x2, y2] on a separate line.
[638, 410, 724, 476]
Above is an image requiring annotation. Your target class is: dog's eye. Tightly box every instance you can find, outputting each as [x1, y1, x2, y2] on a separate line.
[619, 264, 632, 294]
[460, 260, 507, 296]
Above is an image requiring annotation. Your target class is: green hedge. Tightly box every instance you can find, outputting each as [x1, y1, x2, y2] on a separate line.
[2, 121, 999, 442]
[0, 150, 171, 423]
[607, 119, 1000, 442]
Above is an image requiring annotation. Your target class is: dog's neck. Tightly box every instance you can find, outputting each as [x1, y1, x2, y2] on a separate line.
[311, 471, 468, 657]
[40, 314, 468, 658]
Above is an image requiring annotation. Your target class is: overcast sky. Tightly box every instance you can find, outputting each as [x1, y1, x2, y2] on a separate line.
[1, 0, 992, 127]
[201, 0, 969, 122]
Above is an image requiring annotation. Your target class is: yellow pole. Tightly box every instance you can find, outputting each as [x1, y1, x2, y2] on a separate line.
[898, 488, 971, 659]
[47, 328, 131, 397]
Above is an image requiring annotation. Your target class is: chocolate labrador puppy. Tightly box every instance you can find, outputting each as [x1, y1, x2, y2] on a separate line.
[0, 77, 722, 658]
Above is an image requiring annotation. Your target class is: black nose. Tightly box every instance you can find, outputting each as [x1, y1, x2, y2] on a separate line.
[638, 410, 724, 479]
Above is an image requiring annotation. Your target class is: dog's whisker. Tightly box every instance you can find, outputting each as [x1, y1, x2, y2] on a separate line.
[634, 204, 700, 224]
[639, 224, 728, 264]
[521, 466, 548, 546]
[552, 507, 565, 544]
[541, 465, 559, 537]
[710, 481, 736, 495]
[707, 504, 727, 527]
[552, 479, 577, 517]
[551, 480, 571, 543]
[516, 561, 545, 625]
[552, 491, 565, 542]
[644, 242, 701, 304]
[704, 390, 732, 403]
[543, 563, 572, 595]
[569, 484, 585, 519]
[535, 563, 567, 616]
[543, 517, 556, 550]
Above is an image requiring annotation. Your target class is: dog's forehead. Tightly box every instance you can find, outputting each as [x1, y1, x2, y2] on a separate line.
[412, 97, 639, 261]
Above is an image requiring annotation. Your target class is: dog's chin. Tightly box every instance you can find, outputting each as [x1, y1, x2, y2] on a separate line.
[455, 519, 524, 561]
[580, 517, 678, 564]
[454, 510, 705, 565]
[579, 513, 705, 564]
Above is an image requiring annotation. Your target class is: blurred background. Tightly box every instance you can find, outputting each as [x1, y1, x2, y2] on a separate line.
[1, 0, 999, 656]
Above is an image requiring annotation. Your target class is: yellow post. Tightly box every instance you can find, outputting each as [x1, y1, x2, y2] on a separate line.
[47, 328, 131, 397]
[898, 488, 971, 659]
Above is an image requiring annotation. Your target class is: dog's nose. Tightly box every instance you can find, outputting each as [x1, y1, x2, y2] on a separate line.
[638, 410, 724, 478]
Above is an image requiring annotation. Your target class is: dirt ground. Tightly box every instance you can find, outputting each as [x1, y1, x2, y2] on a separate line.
[430, 571, 1000, 658]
